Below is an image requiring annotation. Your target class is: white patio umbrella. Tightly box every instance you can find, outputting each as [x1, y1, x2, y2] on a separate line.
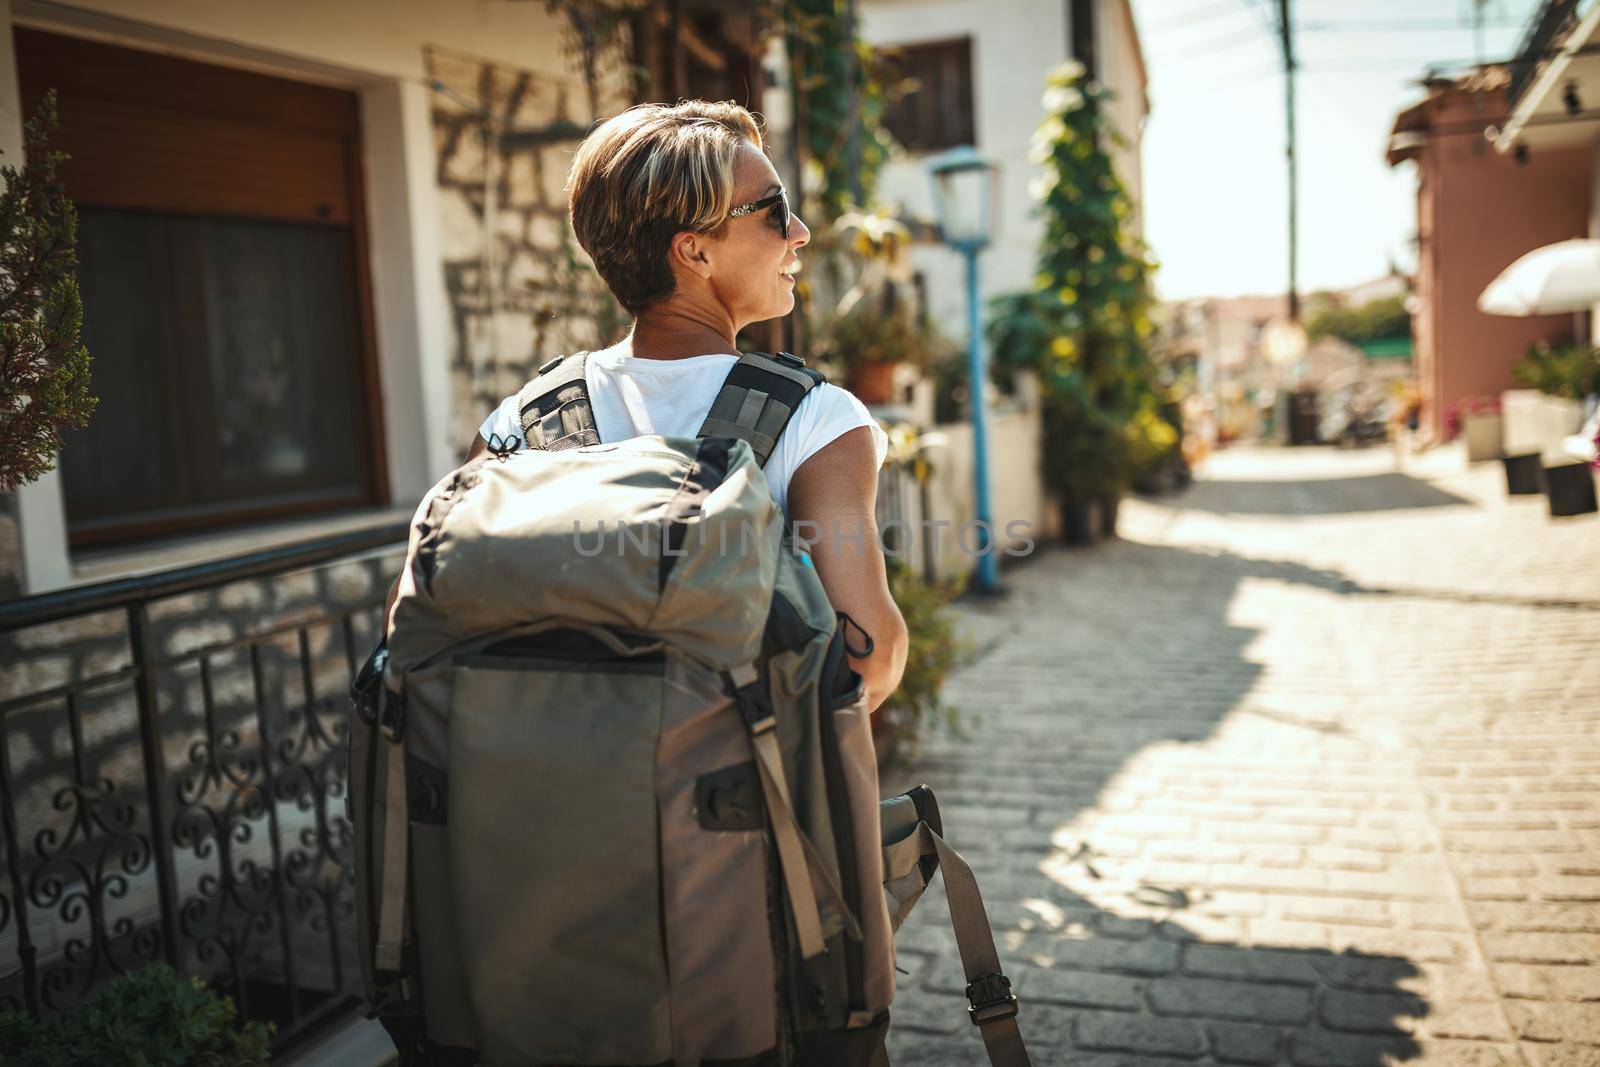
[1478, 238, 1600, 315]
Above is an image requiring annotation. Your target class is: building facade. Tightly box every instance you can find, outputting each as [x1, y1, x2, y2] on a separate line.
[1388, 60, 1592, 442]
[856, 0, 1149, 344]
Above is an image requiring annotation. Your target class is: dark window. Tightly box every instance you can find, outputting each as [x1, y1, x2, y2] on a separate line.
[16, 29, 385, 547]
[882, 38, 975, 153]
[1071, 0, 1098, 81]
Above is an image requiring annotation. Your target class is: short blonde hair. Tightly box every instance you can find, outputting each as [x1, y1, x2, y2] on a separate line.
[568, 100, 764, 315]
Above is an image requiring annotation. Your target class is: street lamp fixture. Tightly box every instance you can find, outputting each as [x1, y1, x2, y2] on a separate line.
[927, 145, 1001, 594]
[927, 145, 997, 251]
[1261, 318, 1308, 368]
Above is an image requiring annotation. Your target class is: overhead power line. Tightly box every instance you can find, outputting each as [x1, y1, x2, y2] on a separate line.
[1299, 17, 1525, 33]
[1152, 23, 1274, 61]
[1147, 0, 1254, 34]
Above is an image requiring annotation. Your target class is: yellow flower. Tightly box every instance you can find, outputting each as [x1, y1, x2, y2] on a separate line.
[1051, 336, 1078, 360]
[1058, 286, 1078, 306]
[1087, 245, 1104, 263]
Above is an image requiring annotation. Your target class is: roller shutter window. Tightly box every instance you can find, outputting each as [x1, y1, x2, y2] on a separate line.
[15, 28, 386, 546]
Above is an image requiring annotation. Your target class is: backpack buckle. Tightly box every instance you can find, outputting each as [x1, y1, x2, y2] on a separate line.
[732, 675, 774, 735]
[378, 687, 407, 743]
[538, 354, 565, 375]
[773, 351, 806, 369]
[965, 972, 1018, 1026]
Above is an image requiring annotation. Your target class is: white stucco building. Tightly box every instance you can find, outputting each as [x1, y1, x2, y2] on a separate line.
[856, 0, 1149, 342]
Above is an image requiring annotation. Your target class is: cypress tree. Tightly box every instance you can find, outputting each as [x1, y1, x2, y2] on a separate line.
[0, 91, 94, 492]
[989, 63, 1173, 507]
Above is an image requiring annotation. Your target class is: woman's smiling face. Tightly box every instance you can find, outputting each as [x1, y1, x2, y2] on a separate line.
[701, 143, 811, 330]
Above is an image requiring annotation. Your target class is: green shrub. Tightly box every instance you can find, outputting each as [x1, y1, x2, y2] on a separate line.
[875, 557, 970, 758]
[1512, 340, 1600, 399]
[0, 965, 272, 1066]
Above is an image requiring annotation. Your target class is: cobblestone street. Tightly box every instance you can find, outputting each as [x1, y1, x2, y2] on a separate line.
[884, 445, 1600, 1067]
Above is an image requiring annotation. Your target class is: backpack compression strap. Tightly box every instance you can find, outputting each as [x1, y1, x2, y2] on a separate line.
[697, 351, 825, 467]
[880, 791, 1033, 1067]
[517, 352, 598, 451]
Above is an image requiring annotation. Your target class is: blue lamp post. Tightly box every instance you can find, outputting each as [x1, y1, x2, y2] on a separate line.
[927, 146, 1000, 594]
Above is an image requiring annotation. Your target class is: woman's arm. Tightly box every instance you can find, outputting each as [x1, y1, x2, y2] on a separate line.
[786, 426, 908, 712]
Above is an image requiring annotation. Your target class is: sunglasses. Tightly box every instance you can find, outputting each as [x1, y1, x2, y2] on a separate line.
[728, 188, 790, 240]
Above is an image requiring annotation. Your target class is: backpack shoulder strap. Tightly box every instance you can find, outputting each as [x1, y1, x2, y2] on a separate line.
[698, 350, 826, 468]
[516, 352, 598, 452]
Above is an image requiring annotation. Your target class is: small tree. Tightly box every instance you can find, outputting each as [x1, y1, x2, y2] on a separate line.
[0, 91, 94, 491]
[1305, 292, 1410, 348]
[988, 63, 1171, 507]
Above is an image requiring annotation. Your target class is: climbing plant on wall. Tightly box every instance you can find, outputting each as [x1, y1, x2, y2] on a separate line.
[987, 61, 1173, 507]
[782, 0, 899, 225]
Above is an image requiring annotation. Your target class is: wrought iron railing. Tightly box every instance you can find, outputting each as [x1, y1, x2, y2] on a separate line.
[1507, 0, 1580, 110]
[0, 523, 408, 1050]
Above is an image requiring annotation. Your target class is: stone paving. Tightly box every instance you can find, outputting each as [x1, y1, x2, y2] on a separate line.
[882, 444, 1600, 1067]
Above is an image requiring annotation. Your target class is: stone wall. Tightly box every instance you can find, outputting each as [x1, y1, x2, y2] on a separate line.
[426, 46, 631, 452]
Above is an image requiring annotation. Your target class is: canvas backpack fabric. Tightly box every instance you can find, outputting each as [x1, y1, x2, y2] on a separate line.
[347, 351, 1031, 1066]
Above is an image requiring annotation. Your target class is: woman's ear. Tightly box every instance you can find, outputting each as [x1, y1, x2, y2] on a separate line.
[669, 230, 715, 280]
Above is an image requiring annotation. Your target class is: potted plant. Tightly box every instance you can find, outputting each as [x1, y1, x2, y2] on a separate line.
[814, 301, 943, 406]
[1512, 340, 1600, 400]
[1447, 395, 1503, 462]
[1505, 341, 1597, 454]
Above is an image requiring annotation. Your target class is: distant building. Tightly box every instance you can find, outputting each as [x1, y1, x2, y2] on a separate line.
[1387, 51, 1591, 441]
[1162, 275, 1413, 445]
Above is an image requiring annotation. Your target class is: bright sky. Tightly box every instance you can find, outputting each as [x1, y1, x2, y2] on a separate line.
[1128, 0, 1544, 301]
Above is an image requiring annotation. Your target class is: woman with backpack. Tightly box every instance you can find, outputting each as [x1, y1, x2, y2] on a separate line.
[467, 99, 908, 710]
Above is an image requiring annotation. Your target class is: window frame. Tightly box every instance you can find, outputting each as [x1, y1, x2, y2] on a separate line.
[881, 36, 976, 155]
[15, 28, 389, 548]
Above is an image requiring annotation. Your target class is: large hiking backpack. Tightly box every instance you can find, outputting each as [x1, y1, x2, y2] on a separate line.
[347, 351, 1030, 1066]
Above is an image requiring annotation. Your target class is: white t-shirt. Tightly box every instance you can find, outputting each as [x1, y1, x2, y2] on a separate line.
[478, 343, 888, 518]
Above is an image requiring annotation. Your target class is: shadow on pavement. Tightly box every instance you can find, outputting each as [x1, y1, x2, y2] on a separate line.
[881, 536, 1443, 1066]
[1174, 473, 1472, 516]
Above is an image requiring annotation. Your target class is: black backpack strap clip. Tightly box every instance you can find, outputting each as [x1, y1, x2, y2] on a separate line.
[697, 351, 826, 467]
[517, 351, 598, 452]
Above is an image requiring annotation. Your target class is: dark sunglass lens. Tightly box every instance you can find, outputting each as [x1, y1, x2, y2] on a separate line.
[773, 192, 790, 238]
